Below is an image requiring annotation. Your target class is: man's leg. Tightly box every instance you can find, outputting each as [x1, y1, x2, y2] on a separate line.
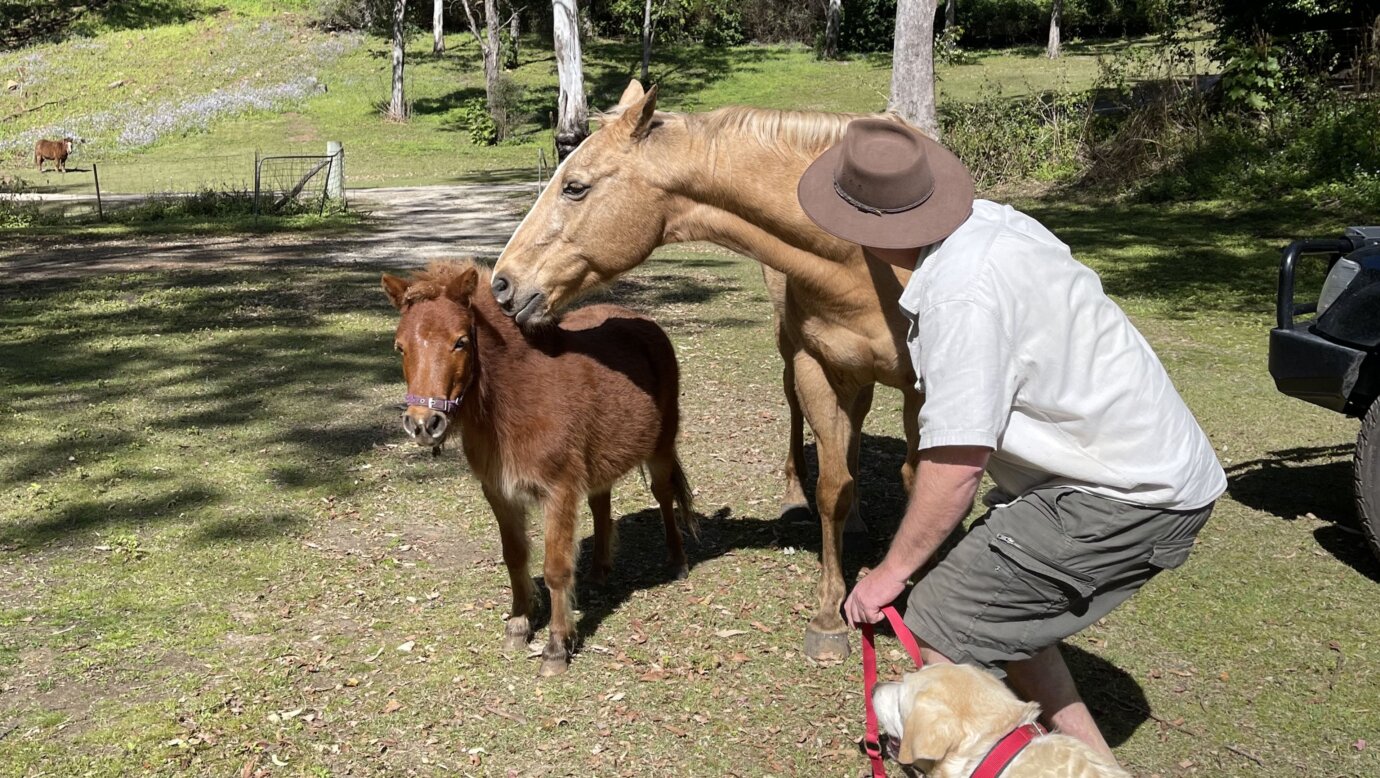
[1005, 644, 1116, 762]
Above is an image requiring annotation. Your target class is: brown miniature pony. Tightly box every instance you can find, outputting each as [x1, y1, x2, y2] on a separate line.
[491, 81, 924, 662]
[34, 138, 74, 173]
[382, 260, 694, 676]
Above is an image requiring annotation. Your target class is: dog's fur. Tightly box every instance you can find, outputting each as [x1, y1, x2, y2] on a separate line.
[872, 664, 1130, 778]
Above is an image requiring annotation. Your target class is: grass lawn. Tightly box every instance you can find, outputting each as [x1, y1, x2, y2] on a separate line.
[1, 4, 1166, 190]
[1, 191, 1377, 776]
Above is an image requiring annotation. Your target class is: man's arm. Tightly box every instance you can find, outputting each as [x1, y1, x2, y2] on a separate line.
[842, 445, 990, 626]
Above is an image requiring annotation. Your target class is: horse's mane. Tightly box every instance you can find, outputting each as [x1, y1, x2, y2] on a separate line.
[399, 259, 491, 306]
[597, 103, 897, 159]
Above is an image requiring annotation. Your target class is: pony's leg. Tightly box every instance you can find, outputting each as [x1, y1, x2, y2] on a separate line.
[793, 352, 861, 662]
[482, 484, 535, 652]
[844, 384, 874, 540]
[648, 455, 689, 580]
[539, 487, 580, 676]
[901, 388, 924, 495]
[589, 490, 614, 585]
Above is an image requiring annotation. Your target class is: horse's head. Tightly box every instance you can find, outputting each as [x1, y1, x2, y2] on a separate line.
[492, 80, 670, 329]
[381, 264, 480, 449]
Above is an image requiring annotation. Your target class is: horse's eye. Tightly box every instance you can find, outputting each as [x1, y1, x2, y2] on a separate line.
[454, 336, 469, 351]
[562, 181, 589, 200]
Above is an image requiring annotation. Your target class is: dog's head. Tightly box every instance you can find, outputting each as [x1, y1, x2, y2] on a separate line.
[872, 663, 1040, 770]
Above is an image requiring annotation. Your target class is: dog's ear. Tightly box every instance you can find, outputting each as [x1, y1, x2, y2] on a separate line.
[898, 697, 962, 765]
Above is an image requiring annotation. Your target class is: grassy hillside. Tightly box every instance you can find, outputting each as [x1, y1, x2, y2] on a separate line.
[1, 4, 1160, 189]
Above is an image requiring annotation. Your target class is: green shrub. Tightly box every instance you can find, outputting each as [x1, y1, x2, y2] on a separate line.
[941, 84, 1090, 187]
[457, 97, 497, 146]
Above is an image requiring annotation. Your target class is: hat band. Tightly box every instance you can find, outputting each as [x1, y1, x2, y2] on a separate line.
[833, 179, 933, 217]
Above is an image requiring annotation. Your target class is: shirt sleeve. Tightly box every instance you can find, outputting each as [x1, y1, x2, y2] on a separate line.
[912, 299, 1016, 451]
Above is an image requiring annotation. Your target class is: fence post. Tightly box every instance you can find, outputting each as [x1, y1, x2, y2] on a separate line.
[93, 162, 103, 221]
[253, 150, 261, 218]
[326, 141, 344, 200]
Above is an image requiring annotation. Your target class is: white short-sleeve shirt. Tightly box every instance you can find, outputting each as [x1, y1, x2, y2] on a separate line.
[899, 200, 1226, 510]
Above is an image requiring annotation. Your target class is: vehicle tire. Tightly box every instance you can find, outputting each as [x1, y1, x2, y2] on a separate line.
[1356, 399, 1380, 563]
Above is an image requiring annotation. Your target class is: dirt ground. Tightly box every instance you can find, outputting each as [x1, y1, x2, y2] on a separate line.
[0, 184, 535, 282]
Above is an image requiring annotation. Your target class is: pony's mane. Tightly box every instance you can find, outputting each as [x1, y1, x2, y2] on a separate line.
[597, 103, 894, 159]
[401, 259, 491, 306]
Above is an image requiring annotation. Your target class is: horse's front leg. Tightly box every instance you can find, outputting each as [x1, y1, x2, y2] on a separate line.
[901, 387, 924, 494]
[482, 484, 535, 652]
[539, 486, 580, 676]
[765, 268, 809, 513]
[794, 352, 861, 662]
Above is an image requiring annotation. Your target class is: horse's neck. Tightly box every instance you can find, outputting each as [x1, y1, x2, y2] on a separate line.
[458, 291, 527, 431]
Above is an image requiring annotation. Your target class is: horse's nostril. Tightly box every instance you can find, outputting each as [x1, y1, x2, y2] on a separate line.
[492, 274, 512, 306]
[425, 411, 447, 438]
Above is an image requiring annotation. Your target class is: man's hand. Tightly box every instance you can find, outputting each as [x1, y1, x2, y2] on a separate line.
[843, 564, 908, 627]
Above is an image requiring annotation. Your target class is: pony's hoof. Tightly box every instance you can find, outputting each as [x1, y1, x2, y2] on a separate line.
[538, 656, 570, 677]
[592, 565, 613, 586]
[502, 631, 531, 652]
[669, 562, 689, 581]
[804, 625, 851, 662]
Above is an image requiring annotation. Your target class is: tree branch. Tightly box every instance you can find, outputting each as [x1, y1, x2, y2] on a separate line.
[458, 0, 486, 50]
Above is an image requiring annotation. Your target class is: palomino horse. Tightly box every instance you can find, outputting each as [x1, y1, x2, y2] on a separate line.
[382, 260, 695, 676]
[491, 81, 924, 661]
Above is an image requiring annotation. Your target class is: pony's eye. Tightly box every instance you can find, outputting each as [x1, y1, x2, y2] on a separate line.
[454, 336, 469, 351]
[562, 181, 589, 200]
[394, 343, 404, 354]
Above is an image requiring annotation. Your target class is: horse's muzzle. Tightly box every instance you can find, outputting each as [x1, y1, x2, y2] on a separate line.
[491, 273, 547, 327]
[403, 408, 449, 446]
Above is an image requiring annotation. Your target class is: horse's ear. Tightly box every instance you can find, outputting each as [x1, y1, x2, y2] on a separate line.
[616, 79, 646, 108]
[381, 273, 410, 310]
[626, 84, 660, 141]
[445, 266, 478, 302]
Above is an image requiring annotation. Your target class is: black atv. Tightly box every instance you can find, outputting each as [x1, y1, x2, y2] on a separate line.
[1269, 226, 1380, 561]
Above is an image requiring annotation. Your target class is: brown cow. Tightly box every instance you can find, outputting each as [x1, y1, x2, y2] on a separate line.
[34, 138, 74, 173]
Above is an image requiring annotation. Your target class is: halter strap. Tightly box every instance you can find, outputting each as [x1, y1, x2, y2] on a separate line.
[861, 605, 923, 778]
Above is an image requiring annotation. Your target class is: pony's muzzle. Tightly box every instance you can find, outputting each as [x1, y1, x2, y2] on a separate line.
[403, 408, 449, 445]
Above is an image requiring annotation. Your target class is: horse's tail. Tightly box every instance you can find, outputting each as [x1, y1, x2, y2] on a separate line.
[670, 456, 698, 541]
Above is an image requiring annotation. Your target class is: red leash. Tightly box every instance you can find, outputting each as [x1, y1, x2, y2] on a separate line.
[860, 605, 923, 778]
[858, 605, 1047, 778]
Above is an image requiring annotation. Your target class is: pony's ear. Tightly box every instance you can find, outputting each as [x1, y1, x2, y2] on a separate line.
[444, 266, 478, 302]
[617, 79, 646, 107]
[381, 273, 411, 310]
[897, 697, 961, 765]
[621, 83, 660, 141]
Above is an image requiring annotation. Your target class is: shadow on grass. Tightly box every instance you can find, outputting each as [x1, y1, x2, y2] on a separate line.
[1226, 443, 1380, 581]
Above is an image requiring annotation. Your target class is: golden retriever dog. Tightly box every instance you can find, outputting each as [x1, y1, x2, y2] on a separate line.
[872, 663, 1130, 778]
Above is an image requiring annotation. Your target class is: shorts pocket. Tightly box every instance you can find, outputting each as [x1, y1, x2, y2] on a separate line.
[989, 532, 1097, 601]
[1148, 537, 1197, 570]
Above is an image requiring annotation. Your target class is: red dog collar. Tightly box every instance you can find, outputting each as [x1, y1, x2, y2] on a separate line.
[971, 722, 1047, 778]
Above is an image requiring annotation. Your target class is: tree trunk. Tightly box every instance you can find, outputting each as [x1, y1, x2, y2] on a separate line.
[433, 0, 444, 53]
[824, 0, 841, 59]
[389, 0, 407, 120]
[483, 0, 502, 134]
[889, 0, 939, 138]
[945, 0, 955, 30]
[1047, 0, 1062, 59]
[553, 0, 589, 160]
[640, 0, 653, 84]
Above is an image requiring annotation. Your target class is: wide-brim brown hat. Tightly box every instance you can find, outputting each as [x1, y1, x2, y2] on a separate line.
[798, 117, 974, 250]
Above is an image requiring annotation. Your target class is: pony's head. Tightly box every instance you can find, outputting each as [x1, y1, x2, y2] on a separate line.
[492, 80, 669, 328]
[381, 262, 481, 449]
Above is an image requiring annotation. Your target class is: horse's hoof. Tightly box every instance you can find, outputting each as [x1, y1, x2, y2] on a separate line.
[591, 566, 613, 586]
[804, 625, 851, 662]
[502, 631, 531, 652]
[538, 656, 569, 677]
[778, 501, 811, 521]
[669, 562, 689, 581]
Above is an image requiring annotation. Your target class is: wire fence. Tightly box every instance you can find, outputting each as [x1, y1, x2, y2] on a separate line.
[0, 145, 346, 223]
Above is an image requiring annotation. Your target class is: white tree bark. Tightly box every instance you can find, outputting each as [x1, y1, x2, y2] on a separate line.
[433, 0, 444, 53]
[461, 0, 504, 136]
[553, 0, 589, 160]
[1047, 0, 1062, 59]
[824, 0, 841, 59]
[389, 0, 408, 120]
[889, 0, 939, 138]
[640, 0, 653, 83]
[945, 0, 955, 30]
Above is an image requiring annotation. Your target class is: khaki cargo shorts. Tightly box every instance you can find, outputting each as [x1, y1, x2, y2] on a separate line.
[904, 486, 1213, 676]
